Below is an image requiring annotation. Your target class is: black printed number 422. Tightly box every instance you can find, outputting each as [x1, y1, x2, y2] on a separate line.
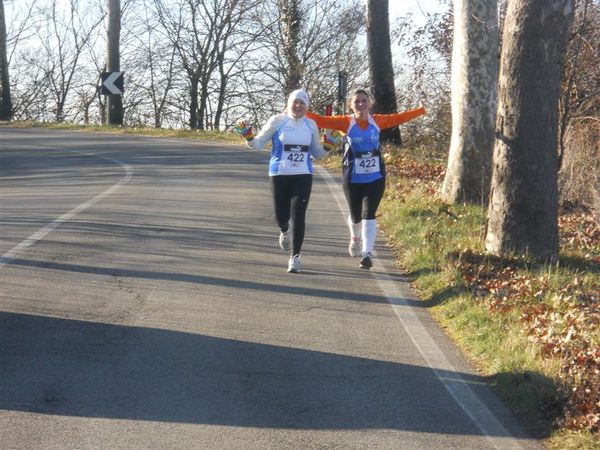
[287, 153, 305, 162]
[359, 158, 376, 168]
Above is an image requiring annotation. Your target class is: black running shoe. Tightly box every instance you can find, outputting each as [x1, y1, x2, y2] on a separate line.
[359, 253, 372, 269]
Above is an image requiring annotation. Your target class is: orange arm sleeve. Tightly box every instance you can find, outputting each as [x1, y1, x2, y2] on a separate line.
[306, 111, 351, 132]
[372, 106, 426, 130]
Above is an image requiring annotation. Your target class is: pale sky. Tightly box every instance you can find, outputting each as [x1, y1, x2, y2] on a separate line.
[388, 0, 444, 24]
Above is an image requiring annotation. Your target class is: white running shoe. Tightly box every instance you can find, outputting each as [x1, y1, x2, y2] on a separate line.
[348, 237, 361, 257]
[287, 254, 301, 273]
[279, 231, 290, 251]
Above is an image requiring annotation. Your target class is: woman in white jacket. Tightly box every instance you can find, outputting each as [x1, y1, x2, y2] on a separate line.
[237, 89, 327, 273]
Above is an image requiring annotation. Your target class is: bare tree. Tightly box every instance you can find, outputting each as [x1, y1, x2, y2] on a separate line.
[244, 0, 365, 124]
[204, 0, 267, 129]
[485, 0, 575, 261]
[279, 0, 302, 94]
[0, 0, 34, 120]
[0, 0, 11, 120]
[132, 3, 177, 128]
[366, 0, 400, 144]
[441, 0, 499, 205]
[391, 2, 453, 155]
[557, 0, 600, 211]
[153, 0, 251, 130]
[6, 0, 364, 129]
[298, 0, 365, 111]
[32, 0, 104, 122]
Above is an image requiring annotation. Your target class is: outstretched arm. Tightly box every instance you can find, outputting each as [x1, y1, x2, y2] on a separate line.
[372, 106, 426, 130]
[239, 115, 286, 150]
[305, 111, 351, 132]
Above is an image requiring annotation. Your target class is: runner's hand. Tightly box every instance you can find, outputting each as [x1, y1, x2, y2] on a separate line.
[235, 121, 255, 141]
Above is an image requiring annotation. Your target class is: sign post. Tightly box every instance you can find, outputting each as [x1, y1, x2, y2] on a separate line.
[337, 71, 347, 114]
[106, 0, 123, 125]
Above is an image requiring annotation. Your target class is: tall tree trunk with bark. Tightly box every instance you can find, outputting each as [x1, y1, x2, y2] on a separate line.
[189, 73, 199, 130]
[442, 0, 498, 205]
[0, 0, 12, 121]
[485, 0, 574, 262]
[214, 60, 227, 129]
[106, 0, 123, 125]
[366, 0, 400, 145]
[279, 0, 302, 95]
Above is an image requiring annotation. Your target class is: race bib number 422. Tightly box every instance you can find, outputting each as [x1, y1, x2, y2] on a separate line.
[283, 144, 309, 168]
[355, 155, 380, 174]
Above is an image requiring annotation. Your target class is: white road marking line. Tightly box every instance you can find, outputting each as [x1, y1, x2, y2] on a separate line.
[316, 165, 524, 449]
[0, 153, 133, 268]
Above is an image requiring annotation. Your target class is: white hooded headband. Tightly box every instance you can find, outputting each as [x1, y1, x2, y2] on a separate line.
[287, 89, 310, 117]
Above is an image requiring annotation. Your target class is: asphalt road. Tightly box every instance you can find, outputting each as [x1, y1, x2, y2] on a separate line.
[0, 128, 544, 449]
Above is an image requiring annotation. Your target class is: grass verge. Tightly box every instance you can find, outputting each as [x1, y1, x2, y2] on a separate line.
[372, 149, 600, 449]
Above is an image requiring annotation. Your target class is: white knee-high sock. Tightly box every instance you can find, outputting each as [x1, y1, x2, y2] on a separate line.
[348, 215, 361, 239]
[362, 219, 377, 255]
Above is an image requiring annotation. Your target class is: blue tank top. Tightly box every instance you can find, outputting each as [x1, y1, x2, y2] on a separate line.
[342, 115, 385, 183]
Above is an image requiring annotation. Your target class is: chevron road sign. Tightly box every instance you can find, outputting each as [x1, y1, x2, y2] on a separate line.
[100, 71, 124, 95]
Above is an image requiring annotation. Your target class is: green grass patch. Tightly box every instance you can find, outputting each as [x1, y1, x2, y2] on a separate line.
[378, 175, 599, 448]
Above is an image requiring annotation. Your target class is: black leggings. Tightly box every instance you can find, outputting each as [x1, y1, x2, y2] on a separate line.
[270, 174, 313, 255]
[343, 177, 385, 223]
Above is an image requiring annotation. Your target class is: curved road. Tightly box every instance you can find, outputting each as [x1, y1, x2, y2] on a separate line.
[0, 128, 543, 449]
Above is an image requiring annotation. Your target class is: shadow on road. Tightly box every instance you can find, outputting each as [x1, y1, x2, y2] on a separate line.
[8, 258, 406, 306]
[0, 310, 537, 439]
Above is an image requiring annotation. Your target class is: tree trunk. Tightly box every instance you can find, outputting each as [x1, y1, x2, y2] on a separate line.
[366, 0, 400, 145]
[214, 62, 227, 130]
[198, 78, 209, 130]
[442, 0, 498, 205]
[485, 0, 574, 262]
[106, 0, 123, 125]
[279, 0, 303, 94]
[0, 0, 12, 121]
[189, 74, 199, 130]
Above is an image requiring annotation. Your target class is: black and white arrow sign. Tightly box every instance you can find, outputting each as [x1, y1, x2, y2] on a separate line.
[100, 71, 124, 95]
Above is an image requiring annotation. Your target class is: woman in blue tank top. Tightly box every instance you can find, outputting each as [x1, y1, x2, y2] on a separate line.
[307, 89, 425, 269]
